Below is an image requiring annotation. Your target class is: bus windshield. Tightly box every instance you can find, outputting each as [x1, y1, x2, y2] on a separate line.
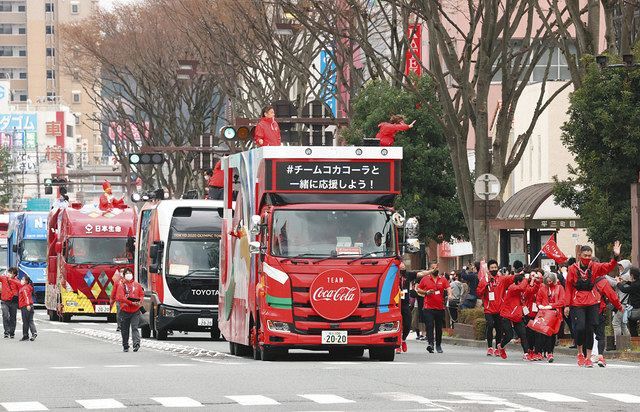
[270, 209, 397, 258]
[166, 240, 219, 276]
[19, 240, 47, 263]
[66, 237, 132, 265]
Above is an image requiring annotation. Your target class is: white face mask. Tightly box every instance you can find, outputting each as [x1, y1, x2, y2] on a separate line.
[21, 280, 26, 286]
[124, 273, 133, 282]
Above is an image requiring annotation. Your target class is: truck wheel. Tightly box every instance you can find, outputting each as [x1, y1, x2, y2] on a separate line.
[211, 326, 221, 341]
[48, 310, 59, 321]
[261, 346, 283, 361]
[141, 325, 151, 339]
[229, 342, 237, 356]
[157, 328, 168, 341]
[107, 314, 117, 323]
[236, 344, 251, 357]
[252, 342, 262, 360]
[61, 313, 72, 323]
[369, 347, 395, 362]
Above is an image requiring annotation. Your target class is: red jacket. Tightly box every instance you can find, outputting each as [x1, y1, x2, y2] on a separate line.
[477, 274, 514, 314]
[99, 194, 125, 211]
[209, 160, 224, 188]
[375, 122, 410, 146]
[564, 259, 617, 307]
[594, 276, 623, 313]
[110, 272, 123, 305]
[500, 280, 530, 322]
[536, 283, 566, 310]
[116, 280, 144, 313]
[254, 117, 281, 147]
[418, 275, 450, 310]
[0, 276, 20, 301]
[523, 279, 542, 316]
[18, 283, 34, 309]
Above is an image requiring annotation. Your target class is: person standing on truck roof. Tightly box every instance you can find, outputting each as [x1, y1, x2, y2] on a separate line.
[204, 160, 224, 200]
[111, 269, 124, 333]
[99, 181, 125, 211]
[0, 267, 20, 339]
[253, 105, 281, 147]
[375, 115, 415, 147]
[115, 268, 144, 352]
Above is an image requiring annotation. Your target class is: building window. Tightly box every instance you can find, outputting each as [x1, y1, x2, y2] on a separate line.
[0, 24, 11, 34]
[46, 48, 55, 57]
[46, 25, 54, 35]
[19, 72, 26, 79]
[71, 2, 79, 14]
[72, 69, 79, 81]
[18, 49, 26, 57]
[0, 46, 12, 56]
[72, 91, 81, 103]
[74, 114, 81, 125]
[18, 26, 26, 35]
[0, 3, 12, 12]
[45, 3, 54, 13]
[46, 69, 55, 79]
[19, 94, 27, 102]
[18, 5, 26, 12]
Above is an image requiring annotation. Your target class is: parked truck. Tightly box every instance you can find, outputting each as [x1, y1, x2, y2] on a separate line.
[7, 212, 48, 303]
[219, 146, 404, 361]
[134, 199, 223, 340]
[45, 203, 136, 321]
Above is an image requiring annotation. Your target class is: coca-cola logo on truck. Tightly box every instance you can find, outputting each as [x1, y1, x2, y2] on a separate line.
[309, 269, 361, 321]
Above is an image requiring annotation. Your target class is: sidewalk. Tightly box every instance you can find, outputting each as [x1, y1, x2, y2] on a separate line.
[441, 336, 640, 361]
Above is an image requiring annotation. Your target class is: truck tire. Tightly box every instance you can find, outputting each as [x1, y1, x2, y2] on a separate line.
[107, 314, 117, 323]
[141, 325, 151, 339]
[261, 346, 278, 361]
[229, 342, 237, 356]
[156, 328, 168, 341]
[61, 313, 72, 323]
[211, 326, 221, 341]
[369, 347, 395, 362]
[236, 344, 251, 357]
[48, 310, 59, 321]
[252, 342, 262, 360]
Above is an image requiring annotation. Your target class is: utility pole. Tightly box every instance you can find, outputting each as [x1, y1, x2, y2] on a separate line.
[34, 135, 41, 198]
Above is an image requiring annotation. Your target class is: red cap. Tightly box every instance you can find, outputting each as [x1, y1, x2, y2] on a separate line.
[102, 180, 111, 191]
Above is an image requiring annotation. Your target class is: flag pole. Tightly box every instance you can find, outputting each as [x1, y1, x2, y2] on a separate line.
[530, 248, 544, 265]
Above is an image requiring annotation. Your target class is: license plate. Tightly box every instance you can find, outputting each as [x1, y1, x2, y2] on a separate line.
[321, 330, 347, 345]
[198, 318, 213, 327]
[95, 305, 110, 313]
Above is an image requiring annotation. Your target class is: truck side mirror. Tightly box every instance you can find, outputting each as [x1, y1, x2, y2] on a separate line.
[127, 236, 135, 253]
[12, 244, 17, 253]
[150, 244, 159, 260]
[249, 241, 262, 255]
[250, 215, 261, 235]
[149, 264, 159, 274]
[55, 242, 62, 254]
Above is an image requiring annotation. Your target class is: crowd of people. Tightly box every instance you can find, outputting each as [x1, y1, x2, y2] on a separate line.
[399, 240, 640, 367]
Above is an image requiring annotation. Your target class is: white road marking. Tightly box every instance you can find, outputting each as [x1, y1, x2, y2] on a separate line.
[158, 363, 195, 367]
[298, 394, 355, 404]
[50, 366, 84, 370]
[41, 328, 67, 334]
[0, 402, 48, 411]
[425, 362, 469, 365]
[448, 392, 546, 412]
[592, 393, 640, 403]
[605, 364, 638, 369]
[482, 362, 525, 366]
[377, 392, 452, 411]
[519, 392, 587, 403]
[75, 399, 126, 409]
[151, 397, 203, 408]
[104, 365, 138, 368]
[322, 361, 361, 365]
[226, 395, 280, 406]
[0, 368, 27, 372]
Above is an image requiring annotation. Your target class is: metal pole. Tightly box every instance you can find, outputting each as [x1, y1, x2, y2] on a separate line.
[484, 177, 490, 260]
[34, 136, 41, 198]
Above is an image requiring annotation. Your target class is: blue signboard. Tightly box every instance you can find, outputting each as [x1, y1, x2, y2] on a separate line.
[26, 198, 51, 212]
[0, 113, 38, 132]
[319, 49, 337, 117]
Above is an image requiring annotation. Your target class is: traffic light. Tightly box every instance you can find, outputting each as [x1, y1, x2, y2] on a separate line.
[128, 153, 165, 165]
[44, 177, 67, 195]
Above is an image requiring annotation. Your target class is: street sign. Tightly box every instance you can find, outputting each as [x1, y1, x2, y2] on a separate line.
[473, 199, 501, 220]
[474, 173, 501, 200]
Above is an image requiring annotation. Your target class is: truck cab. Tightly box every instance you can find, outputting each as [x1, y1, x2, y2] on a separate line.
[7, 212, 48, 303]
[135, 199, 223, 340]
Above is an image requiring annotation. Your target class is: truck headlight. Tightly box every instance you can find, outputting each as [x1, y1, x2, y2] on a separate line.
[378, 321, 399, 333]
[267, 320, 290, 333]
[161, 308, 174, 317]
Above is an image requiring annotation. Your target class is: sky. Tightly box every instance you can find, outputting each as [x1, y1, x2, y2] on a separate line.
[99, 0, 140, 11]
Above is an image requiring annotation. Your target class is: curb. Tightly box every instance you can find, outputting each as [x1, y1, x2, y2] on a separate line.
[442, 336, 640, 362]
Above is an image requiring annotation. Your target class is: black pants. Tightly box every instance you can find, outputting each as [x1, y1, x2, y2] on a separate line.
[485, 313, 502, 348]
[500, 318, 528, 352]
[208, 187, 223, 200]
[416, 297, 426, 330]
[401, 302, 411, 341]
[448, 304, 459, 327]
[423, 309, 445, 347]
[20, 307, 36, 338]
[571, 304, 600, 349]
[535, 332, 556, 354]
[525, 315, 540, 352]
[595, 311, 606, 354]
[629, 319, 639, 337]
[120, 310, 141, 349]
[2, 299, 18, 336]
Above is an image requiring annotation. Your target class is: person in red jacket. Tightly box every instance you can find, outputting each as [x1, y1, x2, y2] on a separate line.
[99, 181, 125, 211]
[564, 242, 621, 367]
[498, 273, 534, 360]
[416, 269, 451, 353]
[115, 268, 144, 352]
[253, 106, 281, 147]
[477, 259, 514, 356]
[12, 275, 37, 341]
[375, 115, 415, 147]
[535, 272, 566, 363]
[110, 269, 124, 333]
[1, 267, 20, 339]
[523, 271, 543, 360]
[593, 273, 623, 367]
[204, 160, 224, 200]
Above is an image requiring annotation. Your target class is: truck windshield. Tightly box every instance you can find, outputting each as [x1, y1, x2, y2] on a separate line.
[166, 240, 219, 276]
[271, 210, 396, 258]
[66, 237, 132, 265]
[19, 240, 47, 263]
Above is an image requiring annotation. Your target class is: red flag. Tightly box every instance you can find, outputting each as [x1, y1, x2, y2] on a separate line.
[541, 234, 568, 264]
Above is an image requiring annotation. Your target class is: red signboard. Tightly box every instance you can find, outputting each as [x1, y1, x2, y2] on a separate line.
[309, 269, 361, 321]
[405, 24, 422, 76]
[46, 121, 62, 137]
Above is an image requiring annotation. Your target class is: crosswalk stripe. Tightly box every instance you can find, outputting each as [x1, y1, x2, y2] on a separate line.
[0, 402, 48, 411]
[50, 366, 84, 370]
[41, 328, 67, 334]
[104, 365, 138, 368]
[592, 393, 640, 403]
[75, 399, 126, 409]
[151, 397, 203, 408]
[225, 395, 280, 406]
[0, 368, 27, 372]
[519, 392, 587, 402]
[449, 392, 505, 402]
[298, 394, 355, 404]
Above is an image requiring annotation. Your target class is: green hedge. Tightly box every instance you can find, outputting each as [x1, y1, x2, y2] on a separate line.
[474, 318, 487, 341]
[458, 307, 485, 325]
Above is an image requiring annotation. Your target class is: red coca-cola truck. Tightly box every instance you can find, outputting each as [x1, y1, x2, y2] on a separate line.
[218, 146, 404, 361]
